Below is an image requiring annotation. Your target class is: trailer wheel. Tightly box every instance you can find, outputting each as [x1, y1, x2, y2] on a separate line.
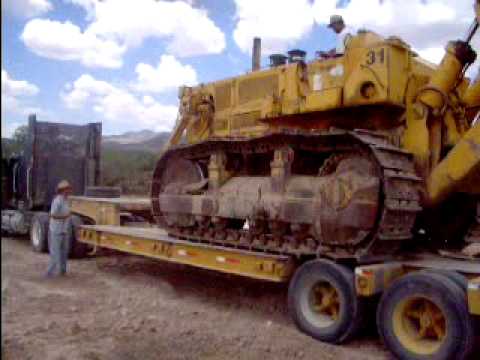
[84, 186, 121, 198]
[68, 215, 89, 258]
[288, 259, 363, 344]
[377, 272, 474, 360]
[30, 213, 49, 253]
[419, 269, 468, 292]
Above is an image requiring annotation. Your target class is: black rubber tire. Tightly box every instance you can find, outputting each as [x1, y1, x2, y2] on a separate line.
[288, 259, 364, 344]
[377, 272, 475, 360]
[84, 186, 121, 198]
[68, 215, 89, 258]
[419, 269, 468, 292]
[30, 212, 49, 253]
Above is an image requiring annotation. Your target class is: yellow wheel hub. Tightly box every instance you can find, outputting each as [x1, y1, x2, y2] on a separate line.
[309, 282, 340, 326]
[393, 296, 447, 355]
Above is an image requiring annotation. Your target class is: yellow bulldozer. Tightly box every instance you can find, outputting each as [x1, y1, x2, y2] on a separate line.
[151, 1, 480, 261]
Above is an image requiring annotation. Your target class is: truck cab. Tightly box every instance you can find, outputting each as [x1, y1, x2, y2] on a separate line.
[1, 114, 102, 256]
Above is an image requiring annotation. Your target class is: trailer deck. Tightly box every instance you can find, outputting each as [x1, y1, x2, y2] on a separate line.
[78, 224, 480, 313]
[69, 196, 151, 226]
[79, 225, 295, 282]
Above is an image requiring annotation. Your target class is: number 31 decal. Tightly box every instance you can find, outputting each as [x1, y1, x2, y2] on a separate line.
[366, 48, 385, 65]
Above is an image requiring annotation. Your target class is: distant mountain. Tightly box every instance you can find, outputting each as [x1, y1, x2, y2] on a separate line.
[102, 130, 170, 153]
[103, 129, 158, 144]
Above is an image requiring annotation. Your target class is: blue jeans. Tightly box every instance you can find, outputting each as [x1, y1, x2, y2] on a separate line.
[47, 232, 70, 276]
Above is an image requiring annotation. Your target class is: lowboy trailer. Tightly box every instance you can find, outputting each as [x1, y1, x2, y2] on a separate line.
[72, 204, 480, 360]
[67, 7, 480, 352]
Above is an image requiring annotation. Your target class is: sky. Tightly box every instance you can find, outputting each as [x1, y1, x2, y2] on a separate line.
[2, 0, 479, 137]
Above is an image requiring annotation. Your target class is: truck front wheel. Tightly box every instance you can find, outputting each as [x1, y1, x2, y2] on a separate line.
[377, 271, 474, 360]
[288, 259, 364, 344]
[30, 213, 49, 253]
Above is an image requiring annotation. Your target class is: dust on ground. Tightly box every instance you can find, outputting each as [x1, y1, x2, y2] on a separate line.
[2, 236, 389, 360]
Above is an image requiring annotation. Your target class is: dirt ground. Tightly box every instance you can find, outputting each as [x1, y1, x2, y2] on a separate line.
[2, 236, 392, 360]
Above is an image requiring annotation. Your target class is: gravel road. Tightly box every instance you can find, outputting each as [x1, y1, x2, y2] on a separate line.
[1, 236, 391, 360]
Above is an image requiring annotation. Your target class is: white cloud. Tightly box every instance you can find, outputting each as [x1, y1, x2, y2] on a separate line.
[2, 70, 39, 97]
[22, 0, 225, 68]
[310, 0, 343, 25]
[1, 70, 43, 137]
[2, 69, 41, 118]
[3, 0, 52, 18]
[21, 19, 126, 69]
[85, 0, 225, 57]
[313, 0, 479, 67]
[233, 0, 478, 71]
[133, 55, 197, 93]
[233, 0, 315, 54]
[417, 47, 446, 65]
[61, 74, 115, 109]
[62, 74, 179, 131]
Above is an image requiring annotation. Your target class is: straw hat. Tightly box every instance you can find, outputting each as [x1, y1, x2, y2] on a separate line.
[57, 180, 72, 192]
[328, 15, 344, 28]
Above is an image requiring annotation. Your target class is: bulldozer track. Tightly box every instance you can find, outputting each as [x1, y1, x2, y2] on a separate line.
[151, 129, 422, 259]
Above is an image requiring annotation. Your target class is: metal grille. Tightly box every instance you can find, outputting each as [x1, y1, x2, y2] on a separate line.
[231, 111, 261, 129]
[215, 83, 232, 111]
[213, 117, 228, 132]
[238, 75, 278, 104]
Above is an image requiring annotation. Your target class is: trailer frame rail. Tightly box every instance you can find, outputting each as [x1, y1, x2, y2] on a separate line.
[79, 225, 296, 282]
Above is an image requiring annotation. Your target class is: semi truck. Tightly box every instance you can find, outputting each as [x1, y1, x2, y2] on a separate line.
[1, 115, 153, 256]
[1, 114, 103, 257]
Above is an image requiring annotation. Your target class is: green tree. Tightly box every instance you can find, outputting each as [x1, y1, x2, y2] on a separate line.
[101, 147, 157, 194]
[2, 125, 28, 158]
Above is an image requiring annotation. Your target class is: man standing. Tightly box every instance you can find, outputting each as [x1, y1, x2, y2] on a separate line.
[327, 15, 352, 57]
[47, 180, 73, 277]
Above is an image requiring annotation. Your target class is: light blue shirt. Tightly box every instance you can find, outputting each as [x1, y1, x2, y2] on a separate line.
[336, 27, 353, 55]
[49, 195, 70, 235]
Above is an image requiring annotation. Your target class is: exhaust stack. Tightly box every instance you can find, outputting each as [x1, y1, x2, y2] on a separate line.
[252, 37, 261, 71]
